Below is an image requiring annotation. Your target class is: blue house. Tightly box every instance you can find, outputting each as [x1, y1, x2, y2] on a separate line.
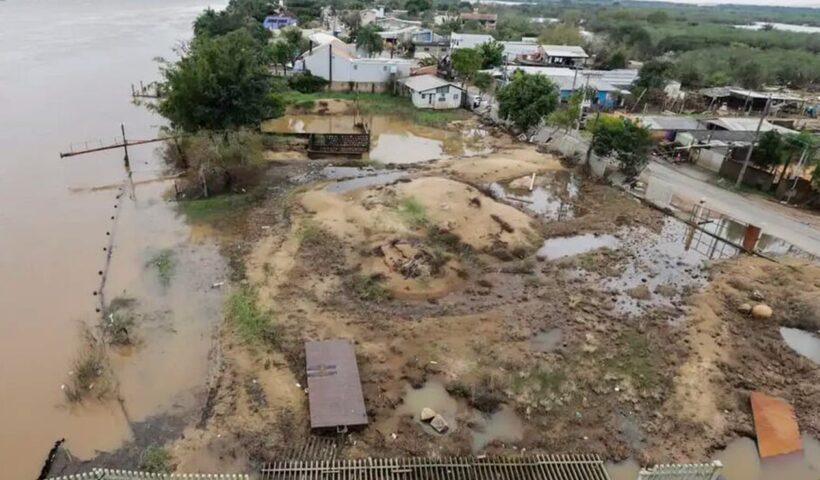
[263, 15, 297, 31]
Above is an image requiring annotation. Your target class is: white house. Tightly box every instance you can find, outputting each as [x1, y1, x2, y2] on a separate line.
[400, 74, 464, 109]
[302, 39, 415, 92]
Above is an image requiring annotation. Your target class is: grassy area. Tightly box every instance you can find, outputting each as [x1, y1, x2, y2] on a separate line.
[177, 193, 254, 222]
[398, 197, 428, 228]
[280, 91, 470, 127]
[140, 446, 171, 474]
[225, 286, 276, 345]
[147, 249, 175, 288]
[350, 274, 390, 302]
[612, 330, 657, 390]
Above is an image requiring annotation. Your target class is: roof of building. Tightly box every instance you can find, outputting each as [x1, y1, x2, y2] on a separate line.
[450, 33, 494, 49]
[460, 12, 498, 21]
[705, 117, 797, 134]
[488, 66, 638, 89]
[308, 31, 339, 45]
[306, 38, 354, 59]
[306, 339, 368, 430]
[634, 115, 705, 131]
[542, 45, 589, 59]
[401, 74, 462, 92]
[502, 41, 541, 57]
[700, 86, 802, 102]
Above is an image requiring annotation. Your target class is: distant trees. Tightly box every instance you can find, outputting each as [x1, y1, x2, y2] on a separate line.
[157, 29, 284, 132]
[634, 59, 674, 91]
[473, 71, 495, 96]
[405, 0, 432, 16]
[356, 25, 384, 57]
[588, 115, 652, 176]
[538, 23, 584, 46]
[497, 72, 559, 132]
[478, 41, 504, 69]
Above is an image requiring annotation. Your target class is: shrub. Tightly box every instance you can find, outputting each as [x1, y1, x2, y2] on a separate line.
[287, 72, 328, 93]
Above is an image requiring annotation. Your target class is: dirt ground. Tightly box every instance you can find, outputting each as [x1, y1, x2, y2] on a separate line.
[61, 111, 820, 475]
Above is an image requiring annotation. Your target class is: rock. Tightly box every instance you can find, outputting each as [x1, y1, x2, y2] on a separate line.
[751, 290, 765, 301]
[430, 414, 449, 433]
[626, 285, 652, 301]
[738, 303, 753, 314]
[751, 304, 773, 319]
[654, 284, 677, 298]
[420, 407, 437, 422]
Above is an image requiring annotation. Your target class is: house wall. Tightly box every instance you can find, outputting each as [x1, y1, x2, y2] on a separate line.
[409, 86, 462, 109]
[696, 148, 727, 173]
[558, 89, 617, 109]
[304, 48, 413, 85]
[414, 44, 449, 58]
[719, 157, 774, 190]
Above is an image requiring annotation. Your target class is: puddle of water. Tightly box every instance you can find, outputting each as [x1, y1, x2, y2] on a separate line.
[263, 114, 492, 164]
[530, 328, 563, 352]
[605, 459, 640, 480]
[471, 405, 524, 452]
[537, 234, 619, 260]
[714, 435, 820, 480]
[780, 327, 820, 364]
[488, 171, 579, 221]
[396, 380, 459, 434]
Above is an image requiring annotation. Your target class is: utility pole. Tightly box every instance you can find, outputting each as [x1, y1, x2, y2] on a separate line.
[735, 94, 772, 188]
[121, 123, 130, 169]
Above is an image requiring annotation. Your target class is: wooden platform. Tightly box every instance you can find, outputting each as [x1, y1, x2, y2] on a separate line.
[750, 391, 802, 458]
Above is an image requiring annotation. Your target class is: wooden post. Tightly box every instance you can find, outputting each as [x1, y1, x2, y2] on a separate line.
[120, 123, 130, 169]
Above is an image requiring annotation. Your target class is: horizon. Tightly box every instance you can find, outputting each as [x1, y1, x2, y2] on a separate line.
[632, 0, 820, 7]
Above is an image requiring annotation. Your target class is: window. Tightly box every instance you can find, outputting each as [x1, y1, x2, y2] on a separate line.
[353, 65, 358, 70]
[453, 94, 459, 100]
[435, 86, 448, 94]
[383, 66, 388, 71]
[421, 94, 426, 99]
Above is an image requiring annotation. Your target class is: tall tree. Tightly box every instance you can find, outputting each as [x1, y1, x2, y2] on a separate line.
[588, 115, 652, 176]
[547, 91, 583, 132]
[634, 59, 674, 91]
[356, 25, 384, 57]
[496, 72, 559, 132]
[157, 29, 284, 132]
[451, 48, 483, 88]
[478, 40, 504, 69]
[473, 71, 495, 96]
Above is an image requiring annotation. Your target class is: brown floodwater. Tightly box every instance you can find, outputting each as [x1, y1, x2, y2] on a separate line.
[262, 114, 492, 164]
[0, 1, 228, 477]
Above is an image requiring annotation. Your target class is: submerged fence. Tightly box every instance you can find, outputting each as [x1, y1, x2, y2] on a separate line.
[47, 470, 249, 480]
[639, 461, 723, 480]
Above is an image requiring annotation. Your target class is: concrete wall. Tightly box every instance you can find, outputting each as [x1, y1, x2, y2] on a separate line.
[304, 47, 413, 84]
[328, 81, 391, 93]
[410, 86, 462, 109]
[695, 148, 727, 173]
[719, 158, 774, 190]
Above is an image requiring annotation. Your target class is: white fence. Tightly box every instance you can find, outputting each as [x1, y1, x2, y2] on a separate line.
[47, 469, 250, 480]
[638, 461, 723, 480]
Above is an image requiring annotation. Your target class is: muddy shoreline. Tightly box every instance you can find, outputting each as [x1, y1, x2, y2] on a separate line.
[49, 111, 820, 478]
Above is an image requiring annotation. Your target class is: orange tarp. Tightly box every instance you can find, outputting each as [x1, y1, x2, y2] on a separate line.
[750, 391, 803, 458]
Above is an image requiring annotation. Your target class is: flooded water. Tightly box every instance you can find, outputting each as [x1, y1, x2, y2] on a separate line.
[488, 171, 579, 221]
[263, 114, 491, 164]
[714, 435, 820, 480]
[734, 22, 820, 34]
[537, 234, 619, 260]
[530, 328, 564, 353]
[397, 380, 459, 434]
[780, 327, 820, 364]
[470, 405, 525, 452]
[0, 1, 228, 477]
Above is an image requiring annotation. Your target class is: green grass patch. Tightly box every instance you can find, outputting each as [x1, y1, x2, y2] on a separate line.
[225, 286, 276, 345]
[350, 274, 390, 302]
[398, 197, 427, 228]
[512, 367, 566, 394]
[147, 249, 174, 288]
[140, 445, 171, 474]
[279, 91, 469, 127]
[177, 193, 253, 222]
[612, 330, 657, 390]
[298, 219, 323, 244]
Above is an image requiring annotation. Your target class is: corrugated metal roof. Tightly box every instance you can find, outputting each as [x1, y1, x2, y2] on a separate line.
[450, 33, 494, 49]
[542, 45, 588, 58]
[461, 12, 498, 21]
[488, 66, 637, 90]
[729, 88, 802, 102]
[634, 115, 705, 131]
[706, 117, 797, 134]
[401, 74, 460, 92]
[306, 339, 368, 430]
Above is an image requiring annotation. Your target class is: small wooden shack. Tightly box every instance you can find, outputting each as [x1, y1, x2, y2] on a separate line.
[305, 339, 368, 432]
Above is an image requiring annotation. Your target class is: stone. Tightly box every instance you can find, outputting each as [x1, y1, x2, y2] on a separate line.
[738, 303, 753, 314]
[751, 290, 765, 301]
[626, 285, 652, 301]
[752, 304, 773, 319]
[420, 407, 437, 422]
[430, 414, 449, 433]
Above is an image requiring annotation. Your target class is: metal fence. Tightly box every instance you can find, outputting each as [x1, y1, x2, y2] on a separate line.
[639, 461, 723, 480]
[47, 470, 250, 480]
[261, 454, 611, 480]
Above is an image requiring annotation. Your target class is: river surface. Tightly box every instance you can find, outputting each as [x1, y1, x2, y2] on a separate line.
[0, 1, 227, 477]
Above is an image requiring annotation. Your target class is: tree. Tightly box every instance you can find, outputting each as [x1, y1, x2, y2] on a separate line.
[473, 71, 494, 95]
[751, 130, 784, 170]
[496, 72, 559, 132]
[478, 41, 504, 69]
[778, 131, 817, 185]
[405, 0, 432, 16]
[635, 60, 674, 91]
[269, 40, 300, 75]
[451, 48, 483, 87]
[588, 115, 652, 176]
[356, 25, 384, 57]
[646, 11, 669, 24]
[157, 30, 284, 132]
[193, 7, 270, 46]
[538, 23, 583, 46]
[593, 49, 628, 70]
[547, 91, 582, 132]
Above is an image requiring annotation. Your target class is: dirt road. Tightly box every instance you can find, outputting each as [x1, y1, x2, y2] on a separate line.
[643, 161, 820, 257]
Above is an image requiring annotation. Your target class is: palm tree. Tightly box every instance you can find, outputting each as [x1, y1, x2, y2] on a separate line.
[356, 25, 384, 58]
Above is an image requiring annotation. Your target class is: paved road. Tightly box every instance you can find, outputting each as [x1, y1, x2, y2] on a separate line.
[643, 161, 820, 257]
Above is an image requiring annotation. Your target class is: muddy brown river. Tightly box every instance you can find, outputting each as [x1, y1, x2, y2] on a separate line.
[0, 1, 227, 477]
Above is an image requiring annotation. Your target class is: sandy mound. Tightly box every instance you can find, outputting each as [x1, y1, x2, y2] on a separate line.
[436, 146, 564, 183]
